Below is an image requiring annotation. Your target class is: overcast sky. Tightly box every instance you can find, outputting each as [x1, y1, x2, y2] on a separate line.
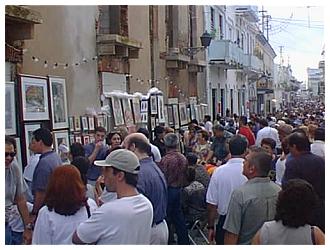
[262, 5, 324, 83]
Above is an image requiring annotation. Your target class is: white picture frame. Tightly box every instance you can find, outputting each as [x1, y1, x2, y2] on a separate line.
[140, 100, 148, 112]
[74, 134, 82, 144]
[83, 135, 90, 145]
[151, 117, 156, 130]
[179, 103, 188, 125]
[5, 82, 17, 135]
[172, 104, 180, 129]
[150, 95, 158, 114]
[49, 77, 68, 130]
[132, 98, 141, 123]
[69, 116, 75, 132]
[157, 95, 165, 123]
[141, 112, 148, 123]
[74, 116, 81, 132]
[20, 76, 49, 121]
[122, 98, 134, 126]
[81, 116, 89, 131]
[14, 137, 22, 170]
[53, 130, 69, 154]
[111, 96, 125, 126]
[24, 123, 41, 163]
[88, 116, 95, 132]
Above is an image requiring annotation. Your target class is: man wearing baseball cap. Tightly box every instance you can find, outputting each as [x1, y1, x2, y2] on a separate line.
[72, 149, 153, 244]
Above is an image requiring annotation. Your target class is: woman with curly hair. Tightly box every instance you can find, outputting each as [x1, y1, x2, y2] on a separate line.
[252, 179, 324, 245]
[106, 131, 122, 154]
[32, 165, 97, 244]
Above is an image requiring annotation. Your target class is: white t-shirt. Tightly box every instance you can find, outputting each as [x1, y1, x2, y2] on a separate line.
[23, 154, 41, 182]
[275, 157, 287, 186]
[76, 194, 153, 244]
[206, 158, 247, 215]
[151, 143, 161, 162]
[32, 198, 97, 244]
[205, 121, 213, 134]
[311, 140, 325, 159]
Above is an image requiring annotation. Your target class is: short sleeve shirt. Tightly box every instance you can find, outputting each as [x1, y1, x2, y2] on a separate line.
[84, 143, 108, 181]
[32, 151, 62, 195]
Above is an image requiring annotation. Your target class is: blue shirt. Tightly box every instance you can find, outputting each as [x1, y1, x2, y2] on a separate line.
[84, 143, 108, 181]
[137, 156, 167, 225]
[32, 151, 62, 194]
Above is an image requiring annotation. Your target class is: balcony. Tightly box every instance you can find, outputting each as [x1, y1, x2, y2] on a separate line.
[257, 80, 274, 94]
[97, 34, 142, 58]
[208, 40, 245, 69]
[246, 54, 263, 73]
[235, 6, 259, 23]
[165, 47, 190, 69]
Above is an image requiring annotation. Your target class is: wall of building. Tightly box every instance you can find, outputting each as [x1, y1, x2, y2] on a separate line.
[22, 6, 100, 116]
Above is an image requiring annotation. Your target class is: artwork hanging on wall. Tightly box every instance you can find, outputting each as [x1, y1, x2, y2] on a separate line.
[172, 104, 180, 129]
[53, 130, 69, 154]
[83, 135, 90, 145]
[132, 98, 141, 123]
[74, 116, 81, 132]
[111, 96, 125, 126]
[74, 134, 82, 144]
[69, 116, 75, 132]
[141, 112, 148, 123]
[81, 116, 89, 131]
[157, 95, 165, 123]
[5, 82, 16, 135]
[88, 116, 95, 132]
[167, 105, 174, 126]
[179, 103, 188, 125]
[24, 123, 41, 164]
[150, 95, 157, 114]
[122, 98, 134, 126]
[19, 76, 49, 121]
[150, 117, 156, 130]
[49, 77, 68, 130]
[140, 100, 148, 112]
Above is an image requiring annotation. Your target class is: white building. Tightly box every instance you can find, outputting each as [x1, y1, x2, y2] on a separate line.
[307, 67, 322, 96]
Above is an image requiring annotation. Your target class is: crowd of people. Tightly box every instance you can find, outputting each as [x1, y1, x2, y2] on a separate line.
[5, 100, 325, 245]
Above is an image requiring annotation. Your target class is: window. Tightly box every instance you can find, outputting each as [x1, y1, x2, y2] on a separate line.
[219, 14, 223, 38]
[211, 7, 215, 30]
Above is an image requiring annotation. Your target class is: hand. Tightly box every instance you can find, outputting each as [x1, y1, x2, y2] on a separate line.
[95, 141, 103, 151]
[208, 228, 215, 244]
[23, 228, 32, 245]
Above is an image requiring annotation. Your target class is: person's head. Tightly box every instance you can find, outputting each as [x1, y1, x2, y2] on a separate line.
[186, 166, 196, 183]
[197, 130, 209, 143]
[259, 118, 269, 128]
[123, 133, 151, 156]
[287, 132, 310, 156]
[261, 138, 276, 156]
[44, 165, 87, 216]
[228, 118, 234, 126]
[69, 142, 85, 161]
[58, 143, 70, 162]
[106, 131, 122, 148]
[213, 124, 224, 138]
[94, 126, 106, 143]
[314, 128, 325, 142]
[164, 133, 179, 150]
[186, 152, 198, 166]
[298, 125, 308, 137]
[277, 124, 293, 142]
[5, 136, 16, 168]
[154, 126, 165, 139]
[243, 147, 271, 179]
[204, 115, 211, 122]
[307, 124, 318, 140]
[229, 135, 248, 157]
[188, 122, 197, 133]
[94, 149, 140, 193]
[191, 119, 199, 126]
[281, 137, 290, 155]
[291, 127, 307, 136]
[118, 126, 129, 140]
[239, 116, 248, 126]
[275, 179, 318, 227]
[137, 127, 150, 140]
[31, 128, 53, 153]
[164, 126, 175, 134]
[71, 156, 90, 186]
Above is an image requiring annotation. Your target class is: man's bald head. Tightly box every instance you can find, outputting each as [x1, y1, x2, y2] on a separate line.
[123, 132, 151, 155]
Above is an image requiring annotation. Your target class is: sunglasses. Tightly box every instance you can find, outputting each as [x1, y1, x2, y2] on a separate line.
[5, 152, 16, 158]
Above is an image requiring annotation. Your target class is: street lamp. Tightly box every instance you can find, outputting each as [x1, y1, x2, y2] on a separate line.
[181, 30, 212, 56]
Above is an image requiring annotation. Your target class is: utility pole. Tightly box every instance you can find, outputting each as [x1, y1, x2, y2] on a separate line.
[265, 14, 271, 41]
[259, 6, 267, 35]
[279, 46, 284, 66]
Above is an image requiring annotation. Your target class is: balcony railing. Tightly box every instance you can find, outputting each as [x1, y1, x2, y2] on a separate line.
[246, 54, 263, 72]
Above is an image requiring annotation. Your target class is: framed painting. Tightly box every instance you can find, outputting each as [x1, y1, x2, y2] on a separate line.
[179, 103, 188, 126]
[83, 135, 90, 145]
[74, 134, 82, 144]
[132, 98, 141, 124]
[20, 76, 49, 121]
[150, 95, 157, 114]
[89, 134, 95, 144]
[141, 100, 148, 112]
[81, 116, 89, 131]
[53, 130, 69, 154]
[69, 116, 75, 132]
[141, 112, 148, 123]
[74, 116, 81, 132]
[14, 137, 22, 170]
[24, 123, 41, 163]
[111, 96, 124, 126]
[167, 105, 174, 126]
[122, 98, 134, 126]
[88, 116, 95, 132]
[5, 82, 16, 135]
[164, 105, 169, 127]
[157, 95, 165, 123]
[172, 104, 180, 129]
[69, 134, 75, 145]
[150, 117, 156, 131]
[96, 114, 108, 129]
[49, 77, 68, 130]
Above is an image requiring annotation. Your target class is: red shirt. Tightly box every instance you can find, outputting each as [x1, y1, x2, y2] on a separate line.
[239, 126, 256, 146]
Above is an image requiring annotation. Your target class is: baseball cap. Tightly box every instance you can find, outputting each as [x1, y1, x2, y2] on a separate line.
[94, 149, 140, 174]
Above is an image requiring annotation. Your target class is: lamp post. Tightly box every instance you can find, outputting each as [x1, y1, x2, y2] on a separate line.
[181, 30, 212, 56]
